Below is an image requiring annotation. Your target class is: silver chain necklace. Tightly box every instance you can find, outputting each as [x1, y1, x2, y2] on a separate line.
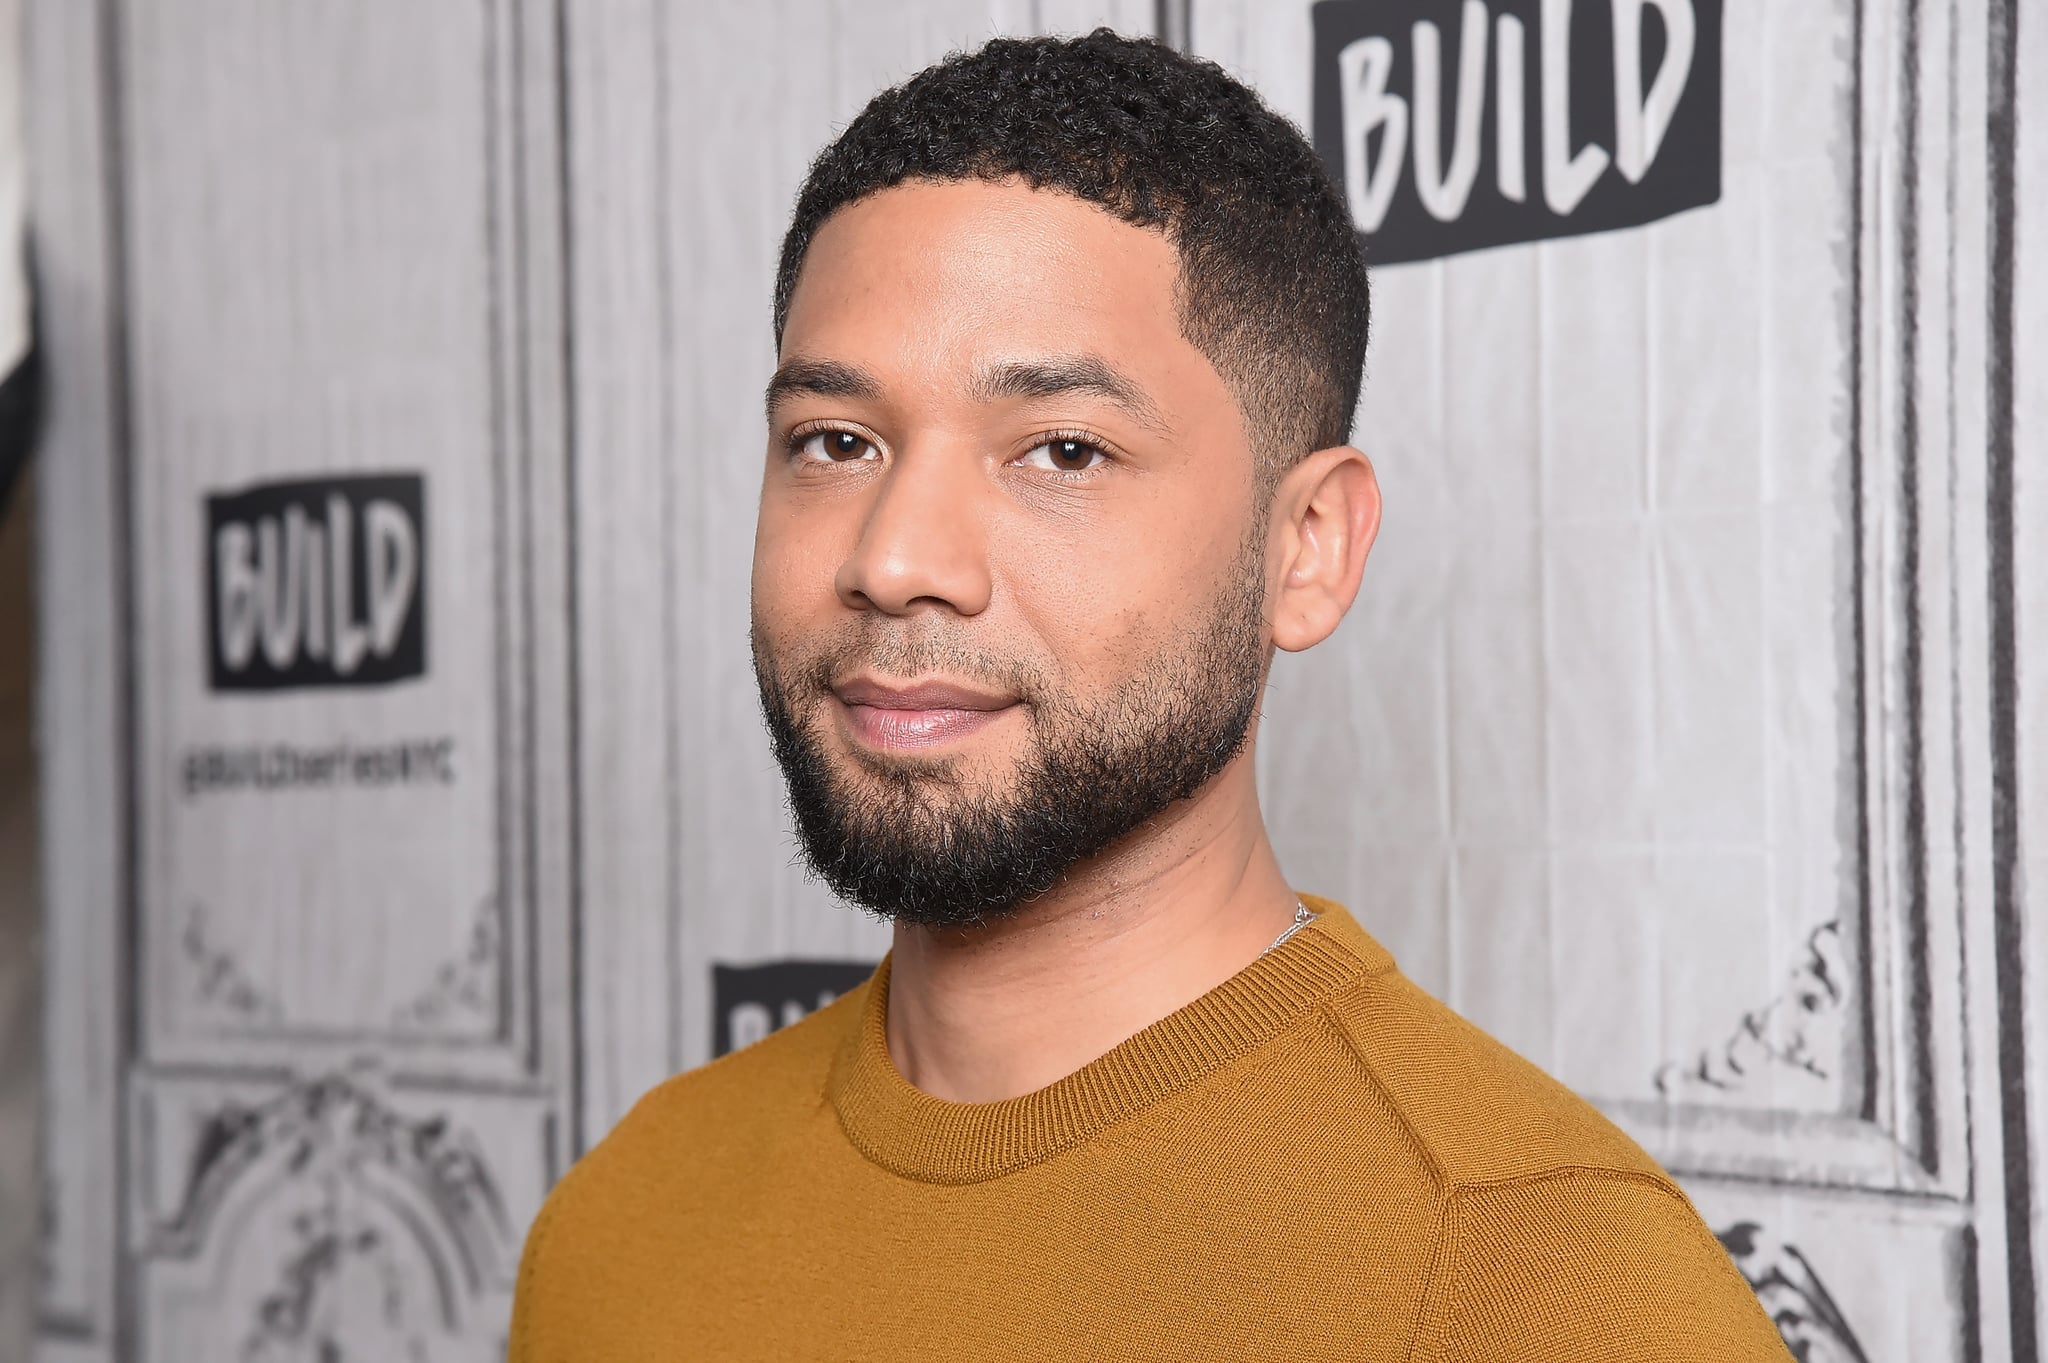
[1262, 899, 1318, 956]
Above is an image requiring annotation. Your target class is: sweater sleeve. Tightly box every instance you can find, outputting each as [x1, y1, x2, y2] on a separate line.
[1414, 1171, 1793, 1363]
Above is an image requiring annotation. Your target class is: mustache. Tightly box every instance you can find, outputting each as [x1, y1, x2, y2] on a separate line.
[752, 618, 1056, 706]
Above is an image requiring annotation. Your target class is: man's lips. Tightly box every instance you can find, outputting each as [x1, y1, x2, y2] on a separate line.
[831, 676, 1019, 750]
[833, 676, 1014, 710]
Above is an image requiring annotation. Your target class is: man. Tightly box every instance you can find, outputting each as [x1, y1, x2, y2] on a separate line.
[511, 30, 1789, 1361]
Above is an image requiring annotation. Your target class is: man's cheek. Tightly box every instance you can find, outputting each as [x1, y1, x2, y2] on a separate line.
[752, 569, 829, 661]
[1076, 602, 1164, 682]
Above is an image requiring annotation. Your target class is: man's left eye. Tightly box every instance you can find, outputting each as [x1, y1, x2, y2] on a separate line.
[797, 430, 878, 462]
[1016, 439, 1108, 473]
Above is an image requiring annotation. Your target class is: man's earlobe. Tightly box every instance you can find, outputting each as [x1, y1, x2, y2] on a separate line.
[1268, 446, 1380, 654]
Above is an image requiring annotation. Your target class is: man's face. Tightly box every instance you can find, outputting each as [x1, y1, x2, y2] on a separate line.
[752, 179, 1272, 926]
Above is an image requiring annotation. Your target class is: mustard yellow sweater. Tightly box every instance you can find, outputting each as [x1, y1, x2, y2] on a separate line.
[511, 898, 1789, 1361]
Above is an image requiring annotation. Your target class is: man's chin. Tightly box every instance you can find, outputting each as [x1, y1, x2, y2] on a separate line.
[829, 736, 1019, 801]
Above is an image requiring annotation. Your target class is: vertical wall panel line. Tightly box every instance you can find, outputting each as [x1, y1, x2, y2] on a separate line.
[1155, 0, 1189, 51]
[1985, 0, 2034, 1351]
[92, 0, 138, 1354]
[1897, 0, 1942, 1181]
[653, 0, 682, 1088]
[1848, 0, 1881, 1129]
[552, 0, 589, 1161]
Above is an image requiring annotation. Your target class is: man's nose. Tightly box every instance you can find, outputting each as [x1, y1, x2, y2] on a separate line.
[833, 445, 993, 618]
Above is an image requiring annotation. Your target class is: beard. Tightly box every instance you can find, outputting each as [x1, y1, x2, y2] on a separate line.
[752, 536, 1271, 929]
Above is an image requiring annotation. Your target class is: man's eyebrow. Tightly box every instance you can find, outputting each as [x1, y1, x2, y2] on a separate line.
[764, 358, 884, 421]
[968, 355, 1169, 435]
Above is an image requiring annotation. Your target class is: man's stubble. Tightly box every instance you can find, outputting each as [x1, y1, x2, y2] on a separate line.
[752, 529, 1271, 929]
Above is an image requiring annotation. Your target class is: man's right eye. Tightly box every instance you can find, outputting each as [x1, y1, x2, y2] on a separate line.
[796, 430, 879, 463]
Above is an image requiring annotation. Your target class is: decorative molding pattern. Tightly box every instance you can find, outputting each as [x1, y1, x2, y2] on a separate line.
[154, 1073, 514, 1298]
[1654, 922, 1848, 1100]
[182, 905, 284, 1025]
[238, 1175, 439, 1362]
[178, 891, 509, 1042]
[390, 895, 502, 1033]
[1717, 1222, 1870, 1363]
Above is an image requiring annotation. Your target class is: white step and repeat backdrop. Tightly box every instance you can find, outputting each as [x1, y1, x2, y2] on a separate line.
[25, 1, 2046, 1360]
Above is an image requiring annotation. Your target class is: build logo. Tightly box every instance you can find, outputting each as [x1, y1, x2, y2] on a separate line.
[713, 960, 876, 1056]
[205, 473, 426, 691]
[1312, 0, 1723, 264]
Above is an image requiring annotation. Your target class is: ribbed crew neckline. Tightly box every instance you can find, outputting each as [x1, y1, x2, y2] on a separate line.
[825, 895, 1395, 1185]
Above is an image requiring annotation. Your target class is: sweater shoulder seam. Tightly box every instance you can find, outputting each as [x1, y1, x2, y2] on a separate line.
[1407, 1168, 1700, 1362]
[1319, 977, 1674, 1196]
[1319, 987, 1449, 1191]
[1444, 1161, 1684, 1198]
[1454, 1167, 1756, 1303]
[1403, 1187, 1460, 1363]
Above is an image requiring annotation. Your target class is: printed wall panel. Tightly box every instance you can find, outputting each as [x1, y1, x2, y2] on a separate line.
[116, 0, 569, 1078]
[1196, 0, 2022, 1357]
[115, 0, 576, 1349]
[32, 0, 576, 1358]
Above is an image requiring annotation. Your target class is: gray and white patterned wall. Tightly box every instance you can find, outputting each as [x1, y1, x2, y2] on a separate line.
[21, 1, 2047, 1360]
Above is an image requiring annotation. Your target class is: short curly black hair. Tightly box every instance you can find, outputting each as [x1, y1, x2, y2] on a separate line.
[773, 29, 1370, 481]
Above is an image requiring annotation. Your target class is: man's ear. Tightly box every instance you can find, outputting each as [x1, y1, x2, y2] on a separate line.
[1265, 445, 1380, 653]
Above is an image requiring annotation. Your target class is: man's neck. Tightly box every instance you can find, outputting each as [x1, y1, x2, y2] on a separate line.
[881, 757, 1301, 1103]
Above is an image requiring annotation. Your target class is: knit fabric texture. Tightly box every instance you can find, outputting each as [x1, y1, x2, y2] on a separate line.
[510, 897, 1791, 1361]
